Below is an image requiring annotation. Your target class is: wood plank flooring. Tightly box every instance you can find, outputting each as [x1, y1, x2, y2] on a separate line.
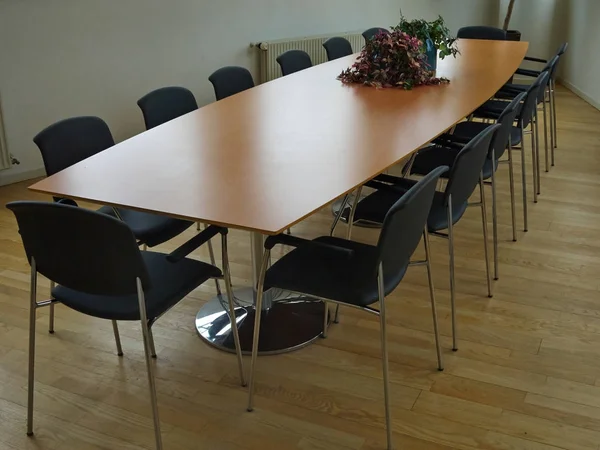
[0, 86, 599, 449]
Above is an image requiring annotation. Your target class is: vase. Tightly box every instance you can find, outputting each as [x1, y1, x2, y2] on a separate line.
[425, 38, 437, 72]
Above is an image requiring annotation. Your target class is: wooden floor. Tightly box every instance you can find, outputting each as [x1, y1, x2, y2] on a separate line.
[1, 86, 600, 450]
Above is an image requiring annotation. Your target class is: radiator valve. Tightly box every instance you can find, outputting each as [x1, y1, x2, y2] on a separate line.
[250, 42, 269, 51]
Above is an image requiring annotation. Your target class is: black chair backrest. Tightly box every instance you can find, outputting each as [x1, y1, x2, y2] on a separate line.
[376, 166, 448, 287]
[444, 124, 500, 209]
[546, 55, 561, 82]
[323, 37, 353, 61]
[276, 50, 313, 77]
[8, 202, 150, 295]
[519, 71, 550, 128]
[457, 26, 507, 40]
[491, 92, 526, 160]
[209, 66, 255, 101]
[363, 27, 389, 42]
[137, 86, 198, 130]
[34, 116, 114, 177]
[557, 42, 569, 56]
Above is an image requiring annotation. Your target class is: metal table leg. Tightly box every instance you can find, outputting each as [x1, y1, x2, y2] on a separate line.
[195, 232, 326, 355]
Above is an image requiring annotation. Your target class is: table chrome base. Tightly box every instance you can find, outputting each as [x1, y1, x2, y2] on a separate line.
[331, 196, 381, 229]
[195, 287, 327, 355]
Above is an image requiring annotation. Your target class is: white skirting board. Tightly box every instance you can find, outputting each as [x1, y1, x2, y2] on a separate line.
[559, 78, 600, 111]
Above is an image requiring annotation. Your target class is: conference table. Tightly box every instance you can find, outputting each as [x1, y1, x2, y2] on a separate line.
[30, 39, 528, 355]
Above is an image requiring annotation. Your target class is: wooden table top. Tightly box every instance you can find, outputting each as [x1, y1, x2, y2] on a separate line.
[30, 39, 528, 235]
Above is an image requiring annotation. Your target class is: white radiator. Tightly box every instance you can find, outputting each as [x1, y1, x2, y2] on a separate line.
[0, 95, 10, 170]
[253, 32, 364, 84]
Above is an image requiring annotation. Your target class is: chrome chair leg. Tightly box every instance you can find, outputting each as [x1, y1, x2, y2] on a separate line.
[112, 320, 124, 356]
[534, 109, 541, 196]
[27, 258, 37, 436]
[377, 263, 393, 450]
[333, 304, 341, 323]
[447, 196, 457, 351]
[551, 79, 558, 150]
[423, 228, 443, 371]
[196, 222, 201, 232]
[330, 193, 351, 237]
[204, 224, 222, 296]
[48, 280, 55, 334]
[247, 249, 270, 412]
[520, 127, 529, 232]
[142, 244, 147, 251]
[136, 278, 163, 450]
[222, 234, 246, 386]
[491, 159, 499, 281]
[148, 325, 157, 358]
[322, 302, 329, 338]
[346, 186, 363, 240]
[507, 142, 517, 242]
[542, 95, 550, 172]
[480, 174, 493, 298]
[529, 126, 538, 204]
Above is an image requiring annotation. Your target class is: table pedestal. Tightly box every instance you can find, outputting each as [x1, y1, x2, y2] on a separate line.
[195, 231, 327, 355]
[195, 287, 326, 355]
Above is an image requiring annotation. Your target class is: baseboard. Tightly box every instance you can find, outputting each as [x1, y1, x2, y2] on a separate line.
[0, 166, 45, 187]
[559, 78, 600, 111]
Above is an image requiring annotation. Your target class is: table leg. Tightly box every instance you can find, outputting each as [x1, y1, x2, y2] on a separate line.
[195, 231, 326, 355]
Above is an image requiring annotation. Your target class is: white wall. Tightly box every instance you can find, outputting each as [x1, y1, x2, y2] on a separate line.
[0, 0, 497, 184]
[560, 0, 600, 109]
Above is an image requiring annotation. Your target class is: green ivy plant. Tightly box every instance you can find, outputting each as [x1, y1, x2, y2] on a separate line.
[393, 14, 459, 60]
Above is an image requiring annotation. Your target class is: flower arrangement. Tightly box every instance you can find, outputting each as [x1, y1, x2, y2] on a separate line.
[393, 15, 459, 60]
[338, 30, 449, 90]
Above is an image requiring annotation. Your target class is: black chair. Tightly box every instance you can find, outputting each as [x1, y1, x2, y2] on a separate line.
[362, 27, 389, 42]
[337, 125, 499, 354]
[323, 37, 353, 61]
[457, 26, 507, 40]
[209, 66, 255, 101]
[411, 94, 526, 280]
[276, 50, 313, 77]
[34, 117, 195, 331]
[8, 201, 244, 450]
[474, 71, 551, 226]
[137, 86, 198, 130]
[246, 167, 448, 450]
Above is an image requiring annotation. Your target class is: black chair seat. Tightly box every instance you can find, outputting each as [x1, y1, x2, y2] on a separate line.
[99, 207, 193, 248]
[348, 179, 468, 232]
[264, 237, 406, 307]
[451, 121, 522, 147]
[52, 251, 221, 321]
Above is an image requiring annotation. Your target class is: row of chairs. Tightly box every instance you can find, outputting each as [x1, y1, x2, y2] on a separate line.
[276, 27, 389, 78]
[245, 27, 570, 450]
[21, 63, 266, 449]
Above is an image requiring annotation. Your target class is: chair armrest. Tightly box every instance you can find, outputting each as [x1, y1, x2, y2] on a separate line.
[167, 225, 226, 262]
[264, 234, 354, 257]
[516, 68, 541, 78]
[525, 56, 547, 64]
[434, 134, 468, 148]
[56, 198, 79, 207]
